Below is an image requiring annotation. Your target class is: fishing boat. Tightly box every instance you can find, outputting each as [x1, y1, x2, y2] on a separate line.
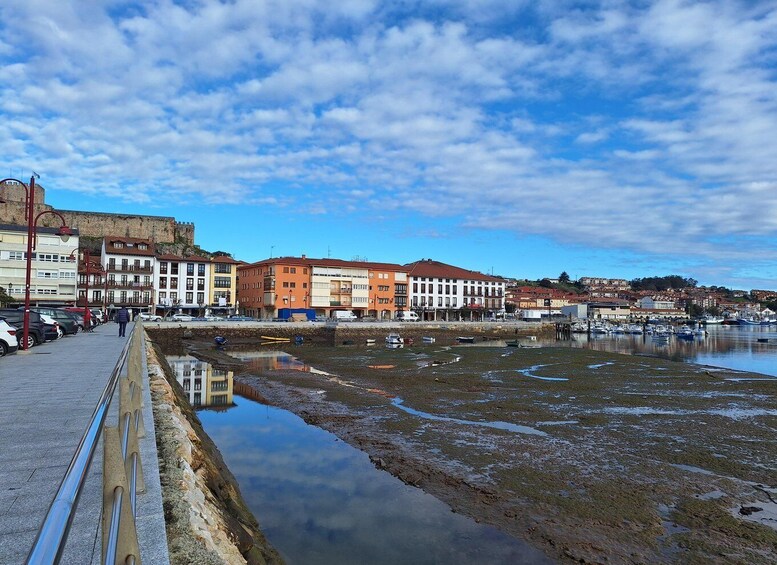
[700, 316, 724, 325]
[385, 333, 404, 345]
[422, 336, 436, 344]
[457, 336, 475, 343]
[505, 339, 519, 347]
[676, 325, 694, 339]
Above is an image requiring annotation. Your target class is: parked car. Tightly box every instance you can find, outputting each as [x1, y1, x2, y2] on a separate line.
[0, 318, 19, 357]
[59, 310, 87, 331]
[227, 315, 257, 321]
[171, 314, 194, 322]
[138, 313, 163, 322]
[31, 307, 80, 335]
[39, 313, 61, 341]
[62, 307, 97, 329]
[0, 309, 46, 349]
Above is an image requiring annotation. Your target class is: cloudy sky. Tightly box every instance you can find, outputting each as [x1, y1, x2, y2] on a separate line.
[2, 1, 776, 289]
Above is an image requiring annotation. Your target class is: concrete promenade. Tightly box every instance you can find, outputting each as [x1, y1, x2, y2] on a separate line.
[0, 322, 169, 564]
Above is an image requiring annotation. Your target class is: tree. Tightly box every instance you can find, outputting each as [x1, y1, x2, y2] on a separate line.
[559, 271, 570, 284]
[0, 287, 14, 307]
[539, 278, 554, 289]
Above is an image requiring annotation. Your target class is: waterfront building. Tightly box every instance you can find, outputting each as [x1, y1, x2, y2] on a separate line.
[153, 254, 212, 317]
[405, 259, 505, 321]
[101, 236, 155, 317]
[209, 255, 239, 317]
[0, 223, 79, 306]
[75, 249, 105, 312]
[237, 256, 409, 319]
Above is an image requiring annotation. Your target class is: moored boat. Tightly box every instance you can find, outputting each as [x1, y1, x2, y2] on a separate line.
[385, 333, 404, 345]
[457, 336, 475, 343]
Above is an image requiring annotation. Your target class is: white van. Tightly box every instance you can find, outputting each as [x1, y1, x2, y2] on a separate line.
[333, 310, 358, 322]
[395, 311, 419, 322]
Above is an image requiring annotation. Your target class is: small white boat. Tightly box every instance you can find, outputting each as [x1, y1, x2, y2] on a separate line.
[422, 336, 435, 344]
[385, 333, 404, 345]
[456, 336, 475, 343]
[365, 338, 376, 345]
[676, 325, 694, 339]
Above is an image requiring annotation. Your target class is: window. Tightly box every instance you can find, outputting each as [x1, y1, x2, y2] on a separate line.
[214, 277, 231, 288]
[159, 292, 167, 301]
[170, 278, 178, 289]
[9, 251, 23, 260]
[144, 260, 151, 269]
[187, 263, 194, 276]
[121, 259, 128, 269]
[198, 264, 205, 277]
[197, 278, 205, 291]
[438, 284, 443, 293]
[214, 263, 231, 273]
[160, 277, 167, 289]
[171, 263, 179, 275]
[420, 283, 426, 293]
[290, 267, 296, 274]
[159, 262, 168, 274]
[283, 267, 289, 273]
[138, 243, 147, 250]
[114, 242, 124, 249]
[197, 292, 204, 304]
[283, 282, 289, 288]
[186, 292, 193, 303]
[186, 278, 194, 291]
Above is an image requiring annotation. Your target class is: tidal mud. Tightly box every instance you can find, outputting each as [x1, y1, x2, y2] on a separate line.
[188, 340, 777, 564]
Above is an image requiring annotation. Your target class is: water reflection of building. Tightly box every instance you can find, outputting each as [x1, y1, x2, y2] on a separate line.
[167, 355, 234, 408]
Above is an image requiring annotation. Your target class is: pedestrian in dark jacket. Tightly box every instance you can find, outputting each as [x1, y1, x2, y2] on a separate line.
[116, 306, 130, 337]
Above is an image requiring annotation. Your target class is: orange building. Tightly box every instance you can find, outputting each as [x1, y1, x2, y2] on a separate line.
[237, 256, 409, 319]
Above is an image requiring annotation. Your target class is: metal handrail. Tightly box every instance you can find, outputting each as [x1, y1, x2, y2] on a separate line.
[26, 328, 135, 564]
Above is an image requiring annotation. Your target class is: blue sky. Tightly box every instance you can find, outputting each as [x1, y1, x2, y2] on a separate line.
[2, 1, 777, 289]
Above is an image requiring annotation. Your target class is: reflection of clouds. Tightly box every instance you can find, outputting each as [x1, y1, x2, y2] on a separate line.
[199, 400, 550, 564]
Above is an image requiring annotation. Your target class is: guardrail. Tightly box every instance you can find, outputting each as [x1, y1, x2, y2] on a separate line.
[26, 325, 148, 564]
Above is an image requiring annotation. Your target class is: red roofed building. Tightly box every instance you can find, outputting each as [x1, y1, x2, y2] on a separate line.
[405, 259, 505, 321]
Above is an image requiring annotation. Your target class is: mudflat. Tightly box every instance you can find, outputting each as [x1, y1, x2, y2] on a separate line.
[217, 342, 776, 563]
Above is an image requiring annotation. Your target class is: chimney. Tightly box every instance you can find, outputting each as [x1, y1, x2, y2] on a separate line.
[301, 254, 306, 260]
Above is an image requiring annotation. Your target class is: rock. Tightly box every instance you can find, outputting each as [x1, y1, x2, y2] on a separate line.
[739, 506, 762, 516]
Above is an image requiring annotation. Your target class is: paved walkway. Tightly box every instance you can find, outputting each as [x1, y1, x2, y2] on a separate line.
[0, 322, 168, 564]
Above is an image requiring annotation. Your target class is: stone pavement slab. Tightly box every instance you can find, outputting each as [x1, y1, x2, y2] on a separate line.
[0, 321, 169, 564]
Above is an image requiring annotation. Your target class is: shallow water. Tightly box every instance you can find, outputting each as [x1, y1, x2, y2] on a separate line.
[197, 396, 551, 564]
[566, 325, 777, 377]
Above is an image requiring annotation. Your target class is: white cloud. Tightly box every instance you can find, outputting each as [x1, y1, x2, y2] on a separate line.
[1, 0, 776, 285]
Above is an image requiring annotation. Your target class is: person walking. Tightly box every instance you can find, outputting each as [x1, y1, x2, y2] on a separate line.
[116, 306, 130, 337]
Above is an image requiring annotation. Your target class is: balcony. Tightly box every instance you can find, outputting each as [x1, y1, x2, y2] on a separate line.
[331, 287, 352, 294]
[108, 298, 152, 305]
[107, 282, 153, 290]
[105, 265, 154, 274]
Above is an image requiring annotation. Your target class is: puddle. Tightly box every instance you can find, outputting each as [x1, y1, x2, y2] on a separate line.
[391, 397, 548, 436]
[197, 396, 552, 564]
[516, 364, 568, 382]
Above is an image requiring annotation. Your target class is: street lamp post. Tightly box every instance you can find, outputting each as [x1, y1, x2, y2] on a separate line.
[2, 176, 73, 350]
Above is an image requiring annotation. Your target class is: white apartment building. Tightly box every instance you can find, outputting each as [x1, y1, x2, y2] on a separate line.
[638, 297, 676, 310]
[101, 237, 155, 317]
[154, 254, 212, 316]
[310, 264, 370, 312]
[0, 223, 79, 306]
[406, 259, 506, 321]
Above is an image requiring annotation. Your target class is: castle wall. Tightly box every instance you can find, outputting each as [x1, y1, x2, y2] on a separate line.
[0, 180, 195, 245]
